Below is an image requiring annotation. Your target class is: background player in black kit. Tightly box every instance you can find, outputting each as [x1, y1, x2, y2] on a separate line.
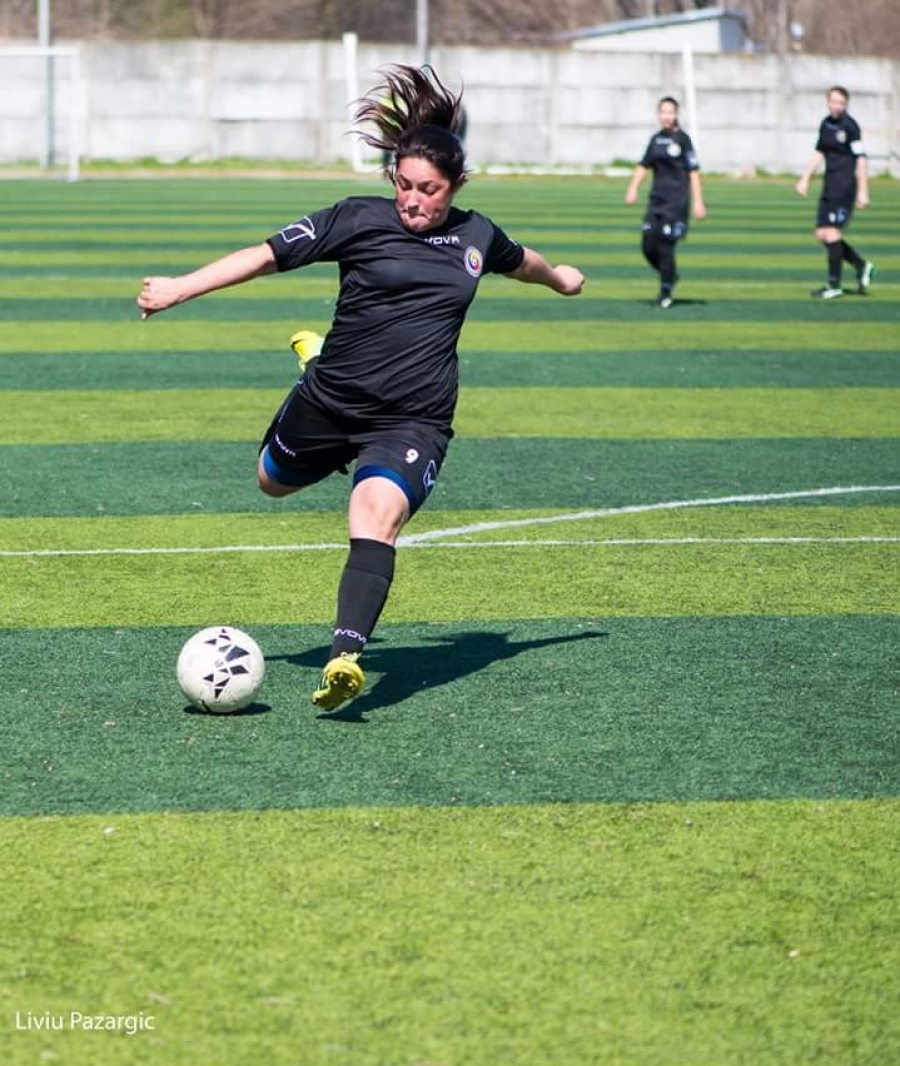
[625, 96, 706, 308]
[136, 65, 584, 712]
[796, 85, 874, 300]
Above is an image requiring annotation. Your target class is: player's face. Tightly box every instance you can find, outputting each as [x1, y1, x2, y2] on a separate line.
[394, 157, 457, 233]
[659, 101, 679, 130]
[827, 91, 848, 119]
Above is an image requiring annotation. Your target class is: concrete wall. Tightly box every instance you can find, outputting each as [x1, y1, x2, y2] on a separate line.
[1, 39, 897, 175]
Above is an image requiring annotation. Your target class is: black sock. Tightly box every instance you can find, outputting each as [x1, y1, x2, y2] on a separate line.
[826, 241, 843, 287]
[658, 241, 677, 291]
[330, 538, 395, 658]
[841, 240, 864, 271]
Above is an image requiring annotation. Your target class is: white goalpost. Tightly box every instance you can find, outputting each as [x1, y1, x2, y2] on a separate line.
[0, 45, 82, 182]
[681, 42, 700, 152]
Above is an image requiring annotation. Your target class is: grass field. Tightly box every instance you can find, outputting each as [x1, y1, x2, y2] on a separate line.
[1, 173, 899, 1065]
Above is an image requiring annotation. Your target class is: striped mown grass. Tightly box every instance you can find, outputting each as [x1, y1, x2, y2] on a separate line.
[4, 802, 899, 1065]
[6, 386, 900, 442]
[1, 174, 898, 1066]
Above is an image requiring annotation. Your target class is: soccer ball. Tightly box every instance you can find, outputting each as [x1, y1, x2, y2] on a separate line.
[176, 626, 265, 712]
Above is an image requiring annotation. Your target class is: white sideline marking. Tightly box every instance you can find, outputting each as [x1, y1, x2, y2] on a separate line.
[1, 485, 898, 558]
[401, 536, 900, 548]
[399, 485, 900, 544]
[1, 536, 898, 559]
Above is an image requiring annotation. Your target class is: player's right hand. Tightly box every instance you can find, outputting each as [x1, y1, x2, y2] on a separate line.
[137, 276, 182, 319]
[554, 265, 585, 296]
[795, 178, 808, 198]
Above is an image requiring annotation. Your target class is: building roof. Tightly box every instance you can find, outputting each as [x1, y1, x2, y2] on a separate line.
[557, 5, 747, 43]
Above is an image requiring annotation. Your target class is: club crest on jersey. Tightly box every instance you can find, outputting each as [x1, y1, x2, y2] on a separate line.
[666, 141, 682, 158]
[836, 129, 847, 144]
[280, 216, 316, 243]
[464, 246, 484, 278]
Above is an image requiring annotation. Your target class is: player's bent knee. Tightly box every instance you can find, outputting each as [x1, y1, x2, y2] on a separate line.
[258, 476, 290, 497]
[257, 454, 297, 497]
[349, 477, 410, 542]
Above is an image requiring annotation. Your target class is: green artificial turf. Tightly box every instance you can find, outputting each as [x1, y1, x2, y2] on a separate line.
[4, 296, 900, 323]
[2, 319, 898, 353]
[1, 174, 898, 1066]
[1, 438, 897, 518]
[2, 800, 899, 1065]
[6, 386, 899, 444]
[4, 347, 900, 391]
[1, 503, 896, 552]
[2, 615, 899, 816]
[3, 539, 898, 629]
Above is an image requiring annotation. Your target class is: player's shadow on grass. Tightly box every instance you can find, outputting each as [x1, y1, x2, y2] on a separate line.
[271, 628, 608, 722]
[644, 298, 708, 308]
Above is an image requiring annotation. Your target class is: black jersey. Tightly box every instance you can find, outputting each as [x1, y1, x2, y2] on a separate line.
[266, 196, 524, 426]
[815, 113, 865, 202]
[640, 128, 699, 221]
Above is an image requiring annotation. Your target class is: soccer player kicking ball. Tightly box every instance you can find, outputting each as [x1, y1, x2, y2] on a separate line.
[796, 85, 875, 299]
[137, 64, 584, 712]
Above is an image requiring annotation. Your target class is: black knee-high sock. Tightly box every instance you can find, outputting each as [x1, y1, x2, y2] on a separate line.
[330, 538, 395, 658]
[641, 230, 660, 272]
[657, 241, 677, 291]
[841, 239, 864, 271]
[826, 241, 843, 287]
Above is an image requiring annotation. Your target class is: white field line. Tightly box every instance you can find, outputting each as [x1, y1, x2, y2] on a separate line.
[1, 485, 898, 559]
[2, 536, 900, 559]
[399, 485, 900, 544]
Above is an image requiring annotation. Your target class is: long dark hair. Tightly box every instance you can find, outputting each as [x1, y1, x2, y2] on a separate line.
[355, 64, 467, 184]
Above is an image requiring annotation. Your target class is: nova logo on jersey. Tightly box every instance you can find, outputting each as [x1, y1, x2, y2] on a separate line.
[425, 234, 460, 246]
[280, 216, 316, 243]
[464, 246, 483, 277]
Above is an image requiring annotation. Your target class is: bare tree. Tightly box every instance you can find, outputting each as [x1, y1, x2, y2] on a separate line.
[3, 0, 898, 53]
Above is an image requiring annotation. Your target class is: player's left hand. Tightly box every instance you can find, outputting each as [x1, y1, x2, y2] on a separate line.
[694, 202, 708, 221]
[856, 191, 870, 209]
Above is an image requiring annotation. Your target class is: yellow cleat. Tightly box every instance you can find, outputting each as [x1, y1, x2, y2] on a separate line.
[290, 330, 324, 372]
[312, 652, 365, 711]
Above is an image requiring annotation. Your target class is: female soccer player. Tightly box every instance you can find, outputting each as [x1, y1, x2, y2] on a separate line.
[625, 96, 706, 308]
[796, 85, 874, 299]
[136, 65, 584, 712]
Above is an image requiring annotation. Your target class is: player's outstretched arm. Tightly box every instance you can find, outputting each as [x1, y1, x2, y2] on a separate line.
[137, 242, 277, 319]
[505, 247, 584, 296]
[795, 151, 824, 197]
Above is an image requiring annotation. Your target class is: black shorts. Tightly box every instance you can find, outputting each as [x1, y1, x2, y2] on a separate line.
[816, 198, 854, 229]
[643, 213, 688, 242]
[259, 383, 450, 515]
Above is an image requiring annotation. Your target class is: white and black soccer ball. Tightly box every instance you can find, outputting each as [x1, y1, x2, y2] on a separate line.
[176, 626, 265, 712]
